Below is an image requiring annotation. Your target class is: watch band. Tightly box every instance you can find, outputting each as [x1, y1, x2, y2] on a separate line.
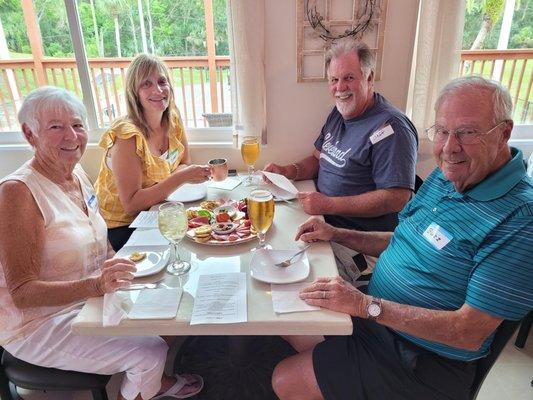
[367, 296, 382, 321]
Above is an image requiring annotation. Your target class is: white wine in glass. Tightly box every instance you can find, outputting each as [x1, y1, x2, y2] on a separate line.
[158, 202, 190, 275]
[241, 136, 260, 186]
[247, 189, 275, 248]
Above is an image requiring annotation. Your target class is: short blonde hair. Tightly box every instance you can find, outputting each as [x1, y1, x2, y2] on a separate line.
[125, 54, 180, 137]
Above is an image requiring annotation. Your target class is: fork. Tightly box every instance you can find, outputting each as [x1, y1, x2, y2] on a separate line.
[274, 196, 293, 204]
[275, 245, 311, 268]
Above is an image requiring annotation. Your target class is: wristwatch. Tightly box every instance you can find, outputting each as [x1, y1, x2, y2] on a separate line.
[367, 297, 382, 320]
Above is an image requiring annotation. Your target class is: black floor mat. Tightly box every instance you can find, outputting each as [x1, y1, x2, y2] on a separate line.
[174, 336, 296, 400]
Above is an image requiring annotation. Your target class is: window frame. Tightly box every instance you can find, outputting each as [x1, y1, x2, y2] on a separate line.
[0, 0, 233, 148]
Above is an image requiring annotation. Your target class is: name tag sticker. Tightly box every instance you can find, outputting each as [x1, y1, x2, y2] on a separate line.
[167, 149, 178, 165]
[423, 222, 452, 250]
[369, 124, 394, 145]
[87, 194, 98, 211]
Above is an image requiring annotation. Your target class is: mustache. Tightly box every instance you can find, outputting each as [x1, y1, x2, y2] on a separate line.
[335, 91, 353, 97]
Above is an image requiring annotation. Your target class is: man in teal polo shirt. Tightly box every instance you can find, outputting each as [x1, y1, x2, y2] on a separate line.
[272, 76, 532, 400]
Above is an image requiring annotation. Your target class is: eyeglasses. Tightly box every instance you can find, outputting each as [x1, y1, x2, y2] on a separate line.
[426, 120, 507, 145]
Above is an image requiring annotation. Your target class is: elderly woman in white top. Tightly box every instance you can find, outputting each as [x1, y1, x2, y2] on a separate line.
[0, 87, 202, 400]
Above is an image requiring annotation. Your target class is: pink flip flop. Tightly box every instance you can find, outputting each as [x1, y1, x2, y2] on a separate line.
[152, 373, 204, 399]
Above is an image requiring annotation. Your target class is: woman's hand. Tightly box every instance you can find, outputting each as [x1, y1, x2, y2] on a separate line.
[179, 164, 211, 183]
[295, 216, 336, 242]
[299, 276, 368, 317]
[97, 258, 137, 294]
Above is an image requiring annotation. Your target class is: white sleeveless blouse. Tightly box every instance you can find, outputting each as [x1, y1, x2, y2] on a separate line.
[0, 161, 108, 345]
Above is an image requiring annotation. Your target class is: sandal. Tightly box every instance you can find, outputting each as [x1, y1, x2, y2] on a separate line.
[152, 373, 204, 399]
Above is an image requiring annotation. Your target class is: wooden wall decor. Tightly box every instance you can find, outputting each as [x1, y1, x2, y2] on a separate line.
[296, 0, 388, 82]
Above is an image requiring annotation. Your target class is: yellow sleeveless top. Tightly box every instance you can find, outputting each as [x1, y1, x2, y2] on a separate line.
[95, 116, 185, 228]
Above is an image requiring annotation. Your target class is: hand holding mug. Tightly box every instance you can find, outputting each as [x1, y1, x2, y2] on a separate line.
[208, 158, 228, 182]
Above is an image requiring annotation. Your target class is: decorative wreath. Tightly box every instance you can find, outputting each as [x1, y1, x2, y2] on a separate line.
[305, 0, 379, 42]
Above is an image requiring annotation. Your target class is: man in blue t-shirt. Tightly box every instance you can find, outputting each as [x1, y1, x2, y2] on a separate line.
[272, 77, 533, 400]
[265, 40, 418, 233]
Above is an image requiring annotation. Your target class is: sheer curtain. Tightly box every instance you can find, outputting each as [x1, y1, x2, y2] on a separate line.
[408, 0, 466, 136]
[227, 0, 266, 147]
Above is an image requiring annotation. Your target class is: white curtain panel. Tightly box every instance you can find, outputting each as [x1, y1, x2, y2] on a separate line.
[409, 0, 465, 137]
[227, 0, 267, 147]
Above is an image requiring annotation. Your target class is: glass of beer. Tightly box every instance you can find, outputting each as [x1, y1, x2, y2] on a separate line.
[241, 136, 260, 186]
[158, 202, 190, 275]
[247, 189, 275, 248]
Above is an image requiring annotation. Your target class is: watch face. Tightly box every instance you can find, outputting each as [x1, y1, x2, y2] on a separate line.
[368, 303, 381, 317]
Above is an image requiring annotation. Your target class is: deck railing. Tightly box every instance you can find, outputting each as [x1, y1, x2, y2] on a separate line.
[0, 56, 231, 132]
[1, 49, 531, 133]
[460, 49, 532, 124]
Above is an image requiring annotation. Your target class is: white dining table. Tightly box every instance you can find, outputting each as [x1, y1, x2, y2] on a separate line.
[71, 179, 353, 336]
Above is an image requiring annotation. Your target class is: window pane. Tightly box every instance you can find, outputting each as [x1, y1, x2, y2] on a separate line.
[461, 1, 532, 124]
[0, 0, 77, 132]
[79, 0, 232, 129]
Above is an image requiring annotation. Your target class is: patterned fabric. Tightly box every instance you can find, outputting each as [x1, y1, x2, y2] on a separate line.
[369, 147, 533, 361]
[95, 116, 185, 228]
[0, 162, 108, 345]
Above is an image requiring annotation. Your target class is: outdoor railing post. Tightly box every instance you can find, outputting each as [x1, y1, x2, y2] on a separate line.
[204, 0, 219, 114]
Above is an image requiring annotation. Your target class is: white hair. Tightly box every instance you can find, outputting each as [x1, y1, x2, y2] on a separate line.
[325, 39, 375, 79]
[435, 76, 513, 123]
[18, 86, 87, 133]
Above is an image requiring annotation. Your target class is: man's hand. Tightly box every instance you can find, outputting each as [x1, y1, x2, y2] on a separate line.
[97, 258, 137, 294]
[299, 276, 368, 317]
[264, 163, 290, 177]
[295, 216, 336, 242]
[297, 191, 332, 215]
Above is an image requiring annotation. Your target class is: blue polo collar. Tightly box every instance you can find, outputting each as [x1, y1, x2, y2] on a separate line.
[437, 147, 526, 201]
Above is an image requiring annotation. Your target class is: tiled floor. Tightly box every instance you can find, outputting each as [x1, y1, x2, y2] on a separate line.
[5, 330, 532, 400]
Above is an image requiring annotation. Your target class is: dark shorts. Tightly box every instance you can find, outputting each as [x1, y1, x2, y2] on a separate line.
[313, 318, 476, 400]
[108, 225, 135, 252]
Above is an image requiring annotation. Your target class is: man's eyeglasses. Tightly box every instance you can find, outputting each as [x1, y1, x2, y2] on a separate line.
[426, 120, 507, 145]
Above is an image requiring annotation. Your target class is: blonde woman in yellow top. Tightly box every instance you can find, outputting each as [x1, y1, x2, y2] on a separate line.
[95, 54, 210, 251]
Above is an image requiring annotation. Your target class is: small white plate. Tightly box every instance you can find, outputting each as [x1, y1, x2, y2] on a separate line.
[168, 183, 207, 203]
[250, 248, 310, 284]
[115, 246, 170, 277]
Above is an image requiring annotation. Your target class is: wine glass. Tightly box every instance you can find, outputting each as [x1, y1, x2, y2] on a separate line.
[240, 136, 260, 186]
[158, 202, 191, 275]
[247, 189, 275, 248]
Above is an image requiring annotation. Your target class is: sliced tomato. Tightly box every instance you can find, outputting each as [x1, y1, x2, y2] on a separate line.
[216, 212, 231, 222]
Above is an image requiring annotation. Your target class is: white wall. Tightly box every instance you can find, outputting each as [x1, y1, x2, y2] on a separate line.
[0, 0, 421, 181]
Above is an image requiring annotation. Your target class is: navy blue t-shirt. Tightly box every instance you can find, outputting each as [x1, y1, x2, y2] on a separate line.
[314, 93, 418, 231]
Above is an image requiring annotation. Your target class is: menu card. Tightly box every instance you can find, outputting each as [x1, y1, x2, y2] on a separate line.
[190, 272, 247, 325]
[129, 211, 158, 229]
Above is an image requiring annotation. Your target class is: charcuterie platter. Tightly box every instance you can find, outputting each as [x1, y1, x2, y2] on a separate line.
[185, 199, 257, 245]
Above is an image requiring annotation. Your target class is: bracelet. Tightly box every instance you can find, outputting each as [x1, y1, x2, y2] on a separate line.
[292, 163, 301, 180]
